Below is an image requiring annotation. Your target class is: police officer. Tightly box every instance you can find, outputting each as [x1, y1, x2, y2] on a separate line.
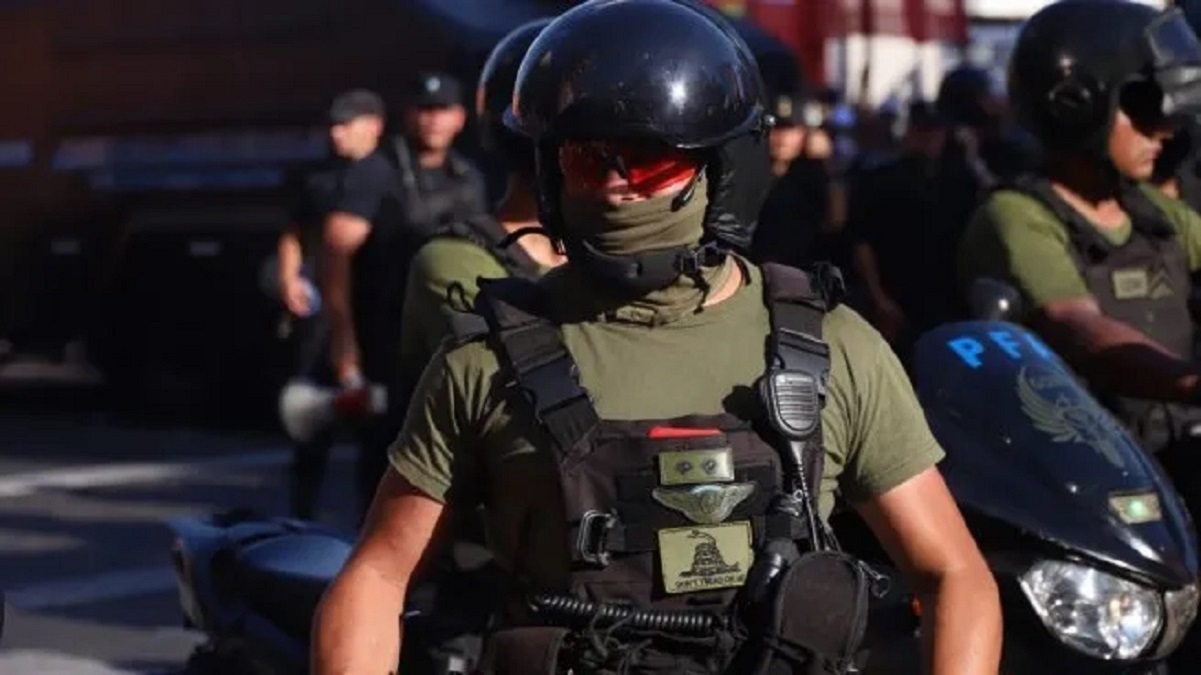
[397, 19, 566, 385]
[313, 2, 1000, 674]
[273, 156, 339, 519]
[750, 62, 838, 270]
[387, 71, 490, 244]
[958, 0, 1201, 454]
[937, 65, 1041, 187]
[847, 101, 951, 351]
[389, 23, 570, 672]
[956, 22, 1201, 671]
[957, 5, 1201, 664]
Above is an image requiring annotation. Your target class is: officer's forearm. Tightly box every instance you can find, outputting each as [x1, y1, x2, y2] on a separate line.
[311, 561, 405, 675]
[321, 251, 360, 379]
[917, 565, 1003, 675]
[278, 227, 303, 282]
[1037, 309, 1200, 401]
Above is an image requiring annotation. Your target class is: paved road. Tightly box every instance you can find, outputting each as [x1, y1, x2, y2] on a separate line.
[0, 411, 360, 674]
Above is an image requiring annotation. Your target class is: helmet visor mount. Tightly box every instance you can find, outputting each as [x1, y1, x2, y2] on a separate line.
[1145, 9, 1201, 118]
[1118, 79, 1181, 135]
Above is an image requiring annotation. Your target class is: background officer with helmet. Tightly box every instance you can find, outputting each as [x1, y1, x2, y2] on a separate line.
[958, 0, 1201, 456]
[313, 2, 1000, 674]
[397, 18, 566, 388]
[958, 10, 1201, 665]
[390, 18, 567, 645]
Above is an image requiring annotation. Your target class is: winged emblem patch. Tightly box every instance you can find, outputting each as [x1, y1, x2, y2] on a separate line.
[1016, 364, 1127, 469]
[652, 483, 756, 525]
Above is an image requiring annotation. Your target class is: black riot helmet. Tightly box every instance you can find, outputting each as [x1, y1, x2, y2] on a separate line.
[476, 18, 552, 176]
[938, 65, 995, 127]
[1009, 1, 1201, 161]
[504, 0, 773, 293]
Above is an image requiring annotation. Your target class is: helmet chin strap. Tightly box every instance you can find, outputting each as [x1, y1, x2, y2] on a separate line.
[566, 168, 724, 296]
[569, 238, 726, 296]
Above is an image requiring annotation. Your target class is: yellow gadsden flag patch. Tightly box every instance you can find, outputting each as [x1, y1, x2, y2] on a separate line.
[658, 521, 754, 595]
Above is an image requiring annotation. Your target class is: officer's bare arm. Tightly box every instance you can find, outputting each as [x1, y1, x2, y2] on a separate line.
[312, 471, 443, 675]
[1038, 296, 1201, 401]
[323, 212, 371, 384]
[855, 467, 1002, 675]
[278, 225, 303, 287]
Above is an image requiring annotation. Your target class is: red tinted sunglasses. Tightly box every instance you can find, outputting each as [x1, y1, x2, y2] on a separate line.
[558, 140, 701, 194]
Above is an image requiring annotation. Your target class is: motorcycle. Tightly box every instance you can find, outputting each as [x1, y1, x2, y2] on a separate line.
[847, 280, 1201, 674]
[166, 507, 491, 675]
[166, 282, 1200, 675]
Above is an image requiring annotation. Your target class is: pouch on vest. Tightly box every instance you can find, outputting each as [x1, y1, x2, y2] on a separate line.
[735, 550, 873, 675]
[483, 626, 572, 675]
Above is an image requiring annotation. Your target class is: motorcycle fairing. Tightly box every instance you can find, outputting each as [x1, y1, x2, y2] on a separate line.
[912, 321, 1198, 588]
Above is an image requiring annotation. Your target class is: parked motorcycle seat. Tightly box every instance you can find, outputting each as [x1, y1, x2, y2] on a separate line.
[233, 533, 352, 640]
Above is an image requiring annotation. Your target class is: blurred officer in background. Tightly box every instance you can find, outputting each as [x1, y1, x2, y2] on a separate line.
[749, 62, 837, 269]
[273, 151, 339, 519]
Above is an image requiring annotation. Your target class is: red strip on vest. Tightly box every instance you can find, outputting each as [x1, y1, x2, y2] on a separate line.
[646, 427, 723, 439]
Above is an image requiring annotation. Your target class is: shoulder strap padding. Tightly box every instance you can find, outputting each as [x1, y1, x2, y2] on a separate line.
[760, 262, 838, 378]
[1003, 175, 1176, 265]
[447, 215, 542, 280]
[476, 277, 599, 456]
[447, 311, 489, 344]
[759, 262, 836, 522]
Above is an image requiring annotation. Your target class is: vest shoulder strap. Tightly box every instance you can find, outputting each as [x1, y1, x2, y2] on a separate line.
[760, 262, 840, 346]
[446, 310, 490, 345]
[476, 277, 600, 455]
[1004, 176, 1110, 261]
[446, 149, 473, 178]
[1002, 175, 1176, 265]
[1118, 182, 1178, 241]
[447, 215, 542, 280]
[759, 262, 838, 537]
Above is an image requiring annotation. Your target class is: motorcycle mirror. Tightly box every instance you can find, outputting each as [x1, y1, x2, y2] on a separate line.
[967, 278, 1022, 321]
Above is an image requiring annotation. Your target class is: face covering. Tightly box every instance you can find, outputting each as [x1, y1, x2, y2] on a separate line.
[559, 173, 709, 257]
[557, 174, 737, 324]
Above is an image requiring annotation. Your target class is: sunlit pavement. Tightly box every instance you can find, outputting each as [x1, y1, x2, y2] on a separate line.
[0, 411, 360, 674]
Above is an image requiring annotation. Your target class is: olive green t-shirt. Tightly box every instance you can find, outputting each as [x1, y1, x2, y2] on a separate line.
[388, 259, 945, 579]
[399, 237, 512, 373]
[958, 184, 1201, 311]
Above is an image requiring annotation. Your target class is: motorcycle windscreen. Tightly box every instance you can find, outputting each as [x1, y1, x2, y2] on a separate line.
[912, 321, 1197, 587]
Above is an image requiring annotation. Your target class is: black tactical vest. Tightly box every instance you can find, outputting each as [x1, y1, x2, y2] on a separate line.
[472, 262, 876, 675]
[1009, 177, 1195, 451]
[392, 137, 485, 240]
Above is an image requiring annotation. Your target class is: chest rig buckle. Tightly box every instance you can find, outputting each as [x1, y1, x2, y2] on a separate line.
[576, 509, 617, 567]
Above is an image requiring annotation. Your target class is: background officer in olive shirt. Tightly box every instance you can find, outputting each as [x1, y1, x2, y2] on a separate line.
[313, 2, 999, 674]
[393, 17, 566, 614]
[958, 8, 1201, 663]
[397, 19, 565, 382]
[958, 1, 1201, 451]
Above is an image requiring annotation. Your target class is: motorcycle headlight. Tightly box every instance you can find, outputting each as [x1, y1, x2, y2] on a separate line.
[1020, 560, 1163, 660]
[1155, 583, 1200, 657]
